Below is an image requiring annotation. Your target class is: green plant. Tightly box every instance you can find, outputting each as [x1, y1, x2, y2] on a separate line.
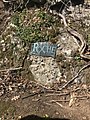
[11, 9, 61, 44]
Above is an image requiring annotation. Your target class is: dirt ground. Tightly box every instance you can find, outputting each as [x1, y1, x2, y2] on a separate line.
[0, 1, 90, 120]
[0, 81, 90, 120]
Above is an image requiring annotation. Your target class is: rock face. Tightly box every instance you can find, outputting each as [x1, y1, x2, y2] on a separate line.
[29, 55, 61, 87]
[56, 31, 79, 58]
[29, 30, 79, 87]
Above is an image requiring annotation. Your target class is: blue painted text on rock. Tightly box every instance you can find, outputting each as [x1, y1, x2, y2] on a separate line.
[30, 42, 57, 58]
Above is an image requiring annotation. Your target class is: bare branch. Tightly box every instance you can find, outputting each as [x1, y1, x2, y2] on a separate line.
[0, 66, 23, 72]
[59, 63, 90, 90]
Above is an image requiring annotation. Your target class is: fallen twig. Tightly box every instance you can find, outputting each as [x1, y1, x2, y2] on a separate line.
[22, 88, 52, 99]
[45, 92, 69, 96]
[50, 96, 90, 102]
[22, 92, 40, 99]
[45, 87, 87, 96]
[31, 81, 51, 90]
[0, 66, 23, 72]
[75, 95, 90, 99]
[59, 63, 90, 90]
[50, 99, 69, 102]
[50, 10, 67, 27]
[50, 8, 90, 60]
[52, 101, 66, 109]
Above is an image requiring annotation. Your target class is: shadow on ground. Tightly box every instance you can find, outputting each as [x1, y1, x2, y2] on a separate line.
[20, 115, 70, 120]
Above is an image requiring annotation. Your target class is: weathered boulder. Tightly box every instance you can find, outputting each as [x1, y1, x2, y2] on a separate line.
[29, 55, 61, 87]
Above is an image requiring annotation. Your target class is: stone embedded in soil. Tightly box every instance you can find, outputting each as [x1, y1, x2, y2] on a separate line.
[0, 4, 90, 89]
[29, 30, 80, 87]
[29, 55, 61, 86]
[56, 32, 78, 58]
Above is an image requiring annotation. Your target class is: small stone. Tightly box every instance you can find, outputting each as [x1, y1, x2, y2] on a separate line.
[82, 84, 87, 89]
[3, 47, 5, 51]
[30, 64, 39, 68]
[0, 90, 4, 96]
[74, 78, 81, 84]
[82, 116, 87, 120]
[55, 112, 59, 115]
[9, 86, 12, 91]
[0, 40, 4, 43]
[0, 78, 2, 81]
[18, 116, 22, 119]
[11, 95, 20, 101]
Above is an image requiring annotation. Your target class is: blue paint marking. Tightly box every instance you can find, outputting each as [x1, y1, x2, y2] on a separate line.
[30, 42, 57, 58]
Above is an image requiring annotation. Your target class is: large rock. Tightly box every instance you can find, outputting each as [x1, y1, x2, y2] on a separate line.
[29, 55, 61, 87]
[29, 30, 79, 87]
